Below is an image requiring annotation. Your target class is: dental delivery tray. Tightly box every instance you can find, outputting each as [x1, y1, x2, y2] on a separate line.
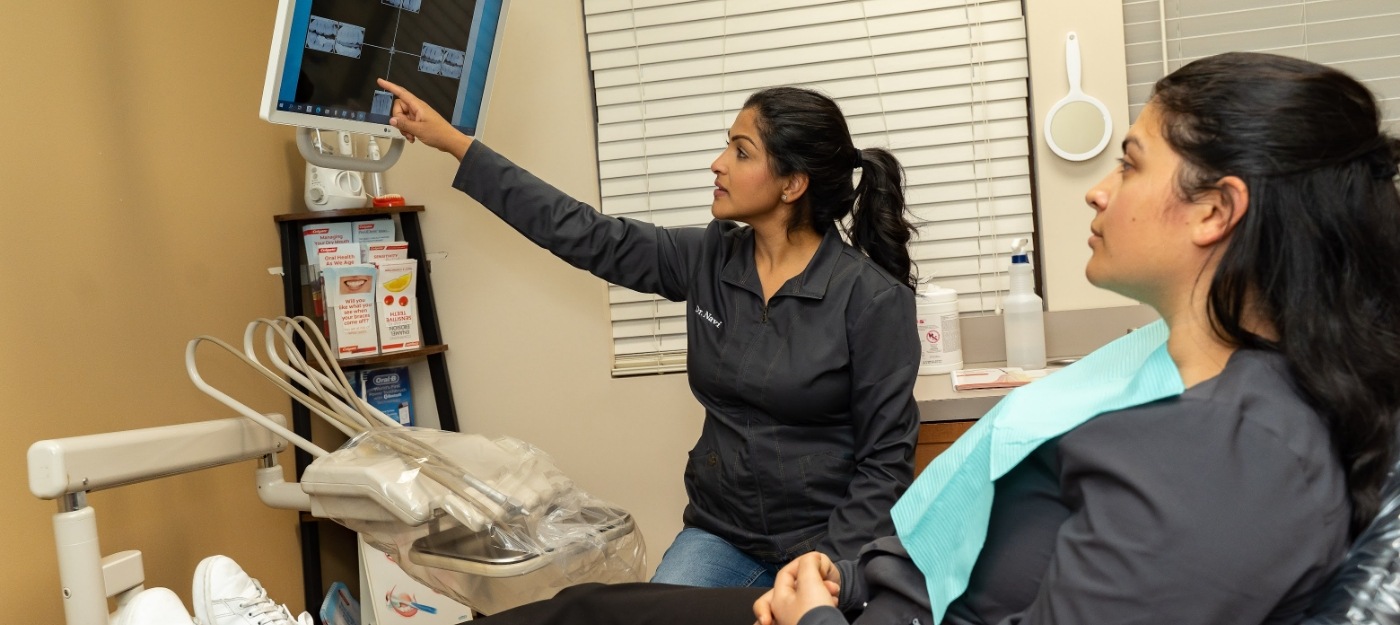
[300, 443, 440, 525]
[297, 428, 648, 613]
[409, 504, 636, 577]
[299, 428, 558, 526]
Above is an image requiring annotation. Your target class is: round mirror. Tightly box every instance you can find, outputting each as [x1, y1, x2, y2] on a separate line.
[1044, 32, 1112, 162]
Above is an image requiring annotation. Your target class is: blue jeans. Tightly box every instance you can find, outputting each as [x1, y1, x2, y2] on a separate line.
[650, 527, 780, 588]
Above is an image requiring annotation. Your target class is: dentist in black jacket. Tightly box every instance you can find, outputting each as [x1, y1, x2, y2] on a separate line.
[377, 78, 921, 588]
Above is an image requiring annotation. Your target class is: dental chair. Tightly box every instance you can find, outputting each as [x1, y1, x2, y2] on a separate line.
[30, 317, 645, 625]
[30, 416, 292, 625]
[34, 316, 1400, 625]
[1306, 456, 1400, 624]
[35, 418, 1400, 625]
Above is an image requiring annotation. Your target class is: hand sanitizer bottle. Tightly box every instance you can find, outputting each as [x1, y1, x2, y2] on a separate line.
[1003, 238, 1046, 370]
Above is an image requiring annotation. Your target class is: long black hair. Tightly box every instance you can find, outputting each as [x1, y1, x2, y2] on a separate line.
[743, 87, 918, 289]
[1152, 52, 1400, 535]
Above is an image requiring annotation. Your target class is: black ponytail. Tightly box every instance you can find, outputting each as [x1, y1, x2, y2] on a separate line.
[743, 87, 918, 289]
[850, 148, 916, 290]
[1152, 52, 1400, 536]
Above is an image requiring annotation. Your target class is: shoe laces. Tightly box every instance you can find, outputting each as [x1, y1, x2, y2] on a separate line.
[237, 581, 311, 625]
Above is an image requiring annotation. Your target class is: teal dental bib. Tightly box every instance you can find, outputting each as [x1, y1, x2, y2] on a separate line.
[891, 320, 1184, 623]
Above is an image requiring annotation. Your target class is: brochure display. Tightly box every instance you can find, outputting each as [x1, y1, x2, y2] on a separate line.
[274, 204, 457, 612]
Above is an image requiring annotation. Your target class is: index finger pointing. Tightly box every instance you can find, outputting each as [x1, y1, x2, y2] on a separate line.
[376, 78, 415, 102]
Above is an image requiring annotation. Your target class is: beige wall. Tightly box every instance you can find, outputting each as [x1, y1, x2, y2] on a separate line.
[1, 0, 1136, 620]
[1025, 0, 1139, 311]
[1, 3, 305, 620]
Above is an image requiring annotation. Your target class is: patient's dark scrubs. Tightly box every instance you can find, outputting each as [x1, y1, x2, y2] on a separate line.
[817, 348, 1350, 625]
[473, 348, 1350, 625]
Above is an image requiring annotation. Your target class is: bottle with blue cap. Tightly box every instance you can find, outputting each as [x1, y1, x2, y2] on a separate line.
[1003, 238, 1046, 370]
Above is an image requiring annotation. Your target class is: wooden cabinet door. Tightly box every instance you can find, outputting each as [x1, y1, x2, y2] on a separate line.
[914, 420, 976, 475]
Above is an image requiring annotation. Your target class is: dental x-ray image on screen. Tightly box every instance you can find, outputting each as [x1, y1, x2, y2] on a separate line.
[260, 0, 507, 138]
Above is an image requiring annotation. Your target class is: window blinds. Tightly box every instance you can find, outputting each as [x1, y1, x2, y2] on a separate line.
[1123, 0, 1400, 131]
[583, 0, 1034, 376]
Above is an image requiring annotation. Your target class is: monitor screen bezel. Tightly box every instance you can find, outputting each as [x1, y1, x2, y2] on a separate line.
[258, 0, 509, 139]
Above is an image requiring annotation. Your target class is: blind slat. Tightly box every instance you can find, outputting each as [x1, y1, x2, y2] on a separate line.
[597, 114, 1028, 181]
[1123, 0, 1400, 124]
[596, 60, 1028, 124]
[597, 76, 1027, 143]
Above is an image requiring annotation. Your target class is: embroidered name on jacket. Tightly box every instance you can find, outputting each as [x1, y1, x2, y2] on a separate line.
[694, 306, 723, 329]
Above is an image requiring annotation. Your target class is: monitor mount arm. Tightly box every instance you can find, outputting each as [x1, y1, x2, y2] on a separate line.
[297, 126, 405, 172]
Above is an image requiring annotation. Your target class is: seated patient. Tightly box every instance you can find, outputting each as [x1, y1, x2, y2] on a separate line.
[392, 52, 1400, 625]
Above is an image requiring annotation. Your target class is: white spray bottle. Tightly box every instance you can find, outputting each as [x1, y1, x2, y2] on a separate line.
[1003, 237, 1046, 370]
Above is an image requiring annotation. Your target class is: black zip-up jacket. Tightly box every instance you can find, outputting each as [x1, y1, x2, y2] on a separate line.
[453, 141, 920, 563]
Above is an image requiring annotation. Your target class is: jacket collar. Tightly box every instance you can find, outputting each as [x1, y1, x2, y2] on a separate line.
[720, 226, 843, 301]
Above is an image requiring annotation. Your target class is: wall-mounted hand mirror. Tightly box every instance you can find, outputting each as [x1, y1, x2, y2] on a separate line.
[1044, 32, 1113, 162]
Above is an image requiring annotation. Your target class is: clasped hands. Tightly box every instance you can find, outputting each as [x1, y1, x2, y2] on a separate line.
[753, 552, 842, 625]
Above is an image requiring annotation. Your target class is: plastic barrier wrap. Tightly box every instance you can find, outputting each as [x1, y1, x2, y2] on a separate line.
[1308, 464, 1400, 624]
[301, 428, 646, 615]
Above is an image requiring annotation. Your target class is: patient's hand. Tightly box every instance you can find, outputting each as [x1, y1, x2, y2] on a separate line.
[753, 553, 841, 625]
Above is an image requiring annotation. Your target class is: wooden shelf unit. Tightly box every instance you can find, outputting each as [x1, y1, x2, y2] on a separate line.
[273, 204, 459, 612]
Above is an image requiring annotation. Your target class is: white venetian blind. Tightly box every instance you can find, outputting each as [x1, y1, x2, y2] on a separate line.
[583, 0, 1034, 376]
[1123, 0, 1400, 130]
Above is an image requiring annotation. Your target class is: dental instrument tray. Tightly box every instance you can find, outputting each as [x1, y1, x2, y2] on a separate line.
[186, 317, 646, 615]
[410, 504, 636, 575]
[302, 427, 646, 614]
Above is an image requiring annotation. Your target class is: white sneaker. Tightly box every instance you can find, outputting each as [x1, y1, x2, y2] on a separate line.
[193, 555, 314, 625]
[113, 587, 195, 625]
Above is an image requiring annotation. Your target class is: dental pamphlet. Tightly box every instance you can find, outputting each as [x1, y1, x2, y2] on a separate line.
[362, 241, 410, 266]
[322, 264, 380, 358]
[303, 223, 356, 319]
[302, 223, 355, 273]
[315, 244, 361, 273]
[314, 244, 364, 322]
[353, 218, 396, 243]
[375, 259, 421, 354]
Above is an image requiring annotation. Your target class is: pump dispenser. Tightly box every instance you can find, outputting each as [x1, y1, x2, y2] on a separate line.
[1003, 238, 1046, 370]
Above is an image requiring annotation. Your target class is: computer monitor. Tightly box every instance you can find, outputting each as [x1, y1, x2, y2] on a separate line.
[260, 0, 508, 139]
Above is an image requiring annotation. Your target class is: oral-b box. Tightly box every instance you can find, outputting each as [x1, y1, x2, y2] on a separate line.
[352, 218, 396, 244]
[361, 241, 410, 266]
[322, 264, 380, 358]
[375, 259, 421, 354]
[361, 366, 413, 426]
